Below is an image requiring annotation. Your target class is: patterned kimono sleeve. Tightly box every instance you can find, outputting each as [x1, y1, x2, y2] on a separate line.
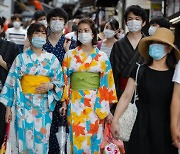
[48, 55, 64, 110]
[0, 55, 21, 106]
[61, 52, 71, 104]
[94, 54, 118, 120]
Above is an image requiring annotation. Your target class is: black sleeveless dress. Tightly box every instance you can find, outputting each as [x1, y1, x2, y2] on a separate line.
[126, 65, 178, 154]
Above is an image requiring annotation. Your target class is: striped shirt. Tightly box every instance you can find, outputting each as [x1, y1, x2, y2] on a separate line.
[6, 27, 27, 45]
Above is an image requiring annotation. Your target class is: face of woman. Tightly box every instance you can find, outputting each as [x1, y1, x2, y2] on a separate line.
[149, 41, 172, 60]
[30, 28, 47, 48]
[77, 23, 94, 45]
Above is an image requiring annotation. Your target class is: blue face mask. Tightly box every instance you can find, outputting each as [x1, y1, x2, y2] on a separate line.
[32, 37, 46, 48]
[149, 43, 166, 60]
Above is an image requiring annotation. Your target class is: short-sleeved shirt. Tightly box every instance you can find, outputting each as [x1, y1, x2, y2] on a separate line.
[43, 35, 76, 64]
[172, 60, 180, 83]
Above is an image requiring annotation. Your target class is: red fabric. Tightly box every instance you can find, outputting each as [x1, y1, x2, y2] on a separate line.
[28, 0, 43, 10]
[119, 77, 128, 91]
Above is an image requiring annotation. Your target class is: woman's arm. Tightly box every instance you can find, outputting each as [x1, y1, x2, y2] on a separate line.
[111, 78, 136, 138]
[0, 55, 8, 70]
[171, 82, 180, 148]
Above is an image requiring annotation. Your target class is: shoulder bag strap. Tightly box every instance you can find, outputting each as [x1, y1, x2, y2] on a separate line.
[133, 63, 146, 104]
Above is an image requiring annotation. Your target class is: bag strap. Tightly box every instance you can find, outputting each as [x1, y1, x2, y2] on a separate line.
[133, 63, 145, 104]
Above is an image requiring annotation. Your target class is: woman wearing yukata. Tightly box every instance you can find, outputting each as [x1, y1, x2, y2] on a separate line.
[0, 23, 64, 153]
[61, 18, 117, 153]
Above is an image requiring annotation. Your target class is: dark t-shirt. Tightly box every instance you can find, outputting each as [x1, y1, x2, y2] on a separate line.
[127, 65, 178, 154]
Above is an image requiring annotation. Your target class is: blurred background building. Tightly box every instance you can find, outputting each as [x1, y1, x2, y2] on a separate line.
[0, 0, 179, 48]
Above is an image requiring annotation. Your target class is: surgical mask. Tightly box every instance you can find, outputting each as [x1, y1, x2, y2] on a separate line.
[149, 43, 166, 60]
[78, 33, 92, 45]
[13, 21, 21, 29]
[117, 33, 125, 40]
[148, 26, 158, 36]
[50, 20, 64, 32]
[32, 37, 46, 48]
[127, 20, 142, 32]
[38, 20, 47, 27]
[103, 29, 115, 38]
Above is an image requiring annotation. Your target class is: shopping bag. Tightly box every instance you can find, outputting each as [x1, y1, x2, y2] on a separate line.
[0, 123, 11, 154]
[100, 123, 125, 154]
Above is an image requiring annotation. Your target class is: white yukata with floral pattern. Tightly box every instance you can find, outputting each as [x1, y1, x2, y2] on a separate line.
[0, 49, 64, 154]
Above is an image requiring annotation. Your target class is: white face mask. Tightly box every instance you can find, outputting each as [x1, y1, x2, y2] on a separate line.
[50, 20, 64, 32]
[13, 21, 21, 29]
[103, 28, 115, 38]
[127, 20, 142, 32]
[148, 26, 158, 36]
[78, 33, 93, 45]
[117, 33, 125, 40]
[38, 20, 47, 27]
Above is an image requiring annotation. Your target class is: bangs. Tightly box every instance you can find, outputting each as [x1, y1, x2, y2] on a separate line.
[27, 23, 47, 37]
[34, 26, 46, 33]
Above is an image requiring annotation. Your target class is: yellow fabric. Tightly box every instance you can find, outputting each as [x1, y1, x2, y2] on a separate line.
[0, 145, 6, 154]
[21, 75, 50, 94]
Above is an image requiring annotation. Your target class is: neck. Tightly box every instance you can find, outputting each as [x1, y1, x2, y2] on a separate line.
[105, 37, 116, 43]
[31, 46, 43, 56]
[150, 56, 168, 70]
[127, 31, 142, 39]
[49, 31, 62, 40]
[81, 44, 94, 52]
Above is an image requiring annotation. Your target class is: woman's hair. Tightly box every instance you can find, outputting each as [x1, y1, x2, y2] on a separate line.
[106, 19, 119, 39]
[76, 18, 97, 46]
[33, 10, 46, 21]
[108, 19, 119, 31]
[11, 14, 22, 22]
[47, 8, 68, 24]
[124, 5, 147, 23]
[27, 23, 47, 41]
[146, 43, 178, 69]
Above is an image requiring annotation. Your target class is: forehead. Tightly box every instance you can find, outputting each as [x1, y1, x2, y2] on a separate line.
[78, 23, 91, 29]
[37, 16, 46, 21]
[105, 22, 111, 27]
[127, 12, 142, 19]
[51, 16, 64, 20]
[73, 18, 79, 24]
[14, 18, 21, 21]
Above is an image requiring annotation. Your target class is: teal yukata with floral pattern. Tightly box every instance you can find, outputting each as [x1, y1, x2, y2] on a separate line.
[0, 49, 64, 154]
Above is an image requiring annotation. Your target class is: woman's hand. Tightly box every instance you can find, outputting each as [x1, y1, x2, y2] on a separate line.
[59, 101, 67, 116]
[106, 112, 113, 124]
[171, 126, 180, 148]
[35, 82, 53, 94]
[5, 107, 12, 123]
[111, 120, 120, 139]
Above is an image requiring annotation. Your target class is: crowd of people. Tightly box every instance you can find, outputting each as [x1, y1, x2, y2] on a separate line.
[0, 4, 179, 154]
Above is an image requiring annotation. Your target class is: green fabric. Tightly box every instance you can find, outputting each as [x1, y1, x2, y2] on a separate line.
[71, 72, 100, 90]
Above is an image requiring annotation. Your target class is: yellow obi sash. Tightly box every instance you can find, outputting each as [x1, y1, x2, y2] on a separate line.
[70, 72, 100, 90]
[21, 75, 50, 94]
